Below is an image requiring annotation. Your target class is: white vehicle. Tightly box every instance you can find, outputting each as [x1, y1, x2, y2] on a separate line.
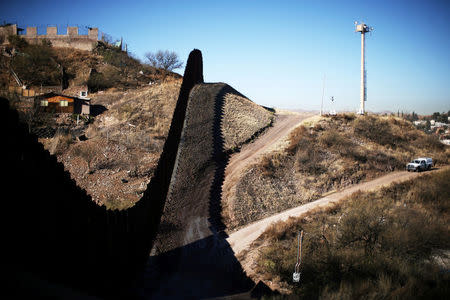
[406, 157, 433, 172]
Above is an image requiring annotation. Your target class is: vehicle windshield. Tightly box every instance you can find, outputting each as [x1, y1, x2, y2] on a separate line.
[413, 160, 421, 164]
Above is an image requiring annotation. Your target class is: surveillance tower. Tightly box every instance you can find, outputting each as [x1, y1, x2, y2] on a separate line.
[355, 21, 373, 115]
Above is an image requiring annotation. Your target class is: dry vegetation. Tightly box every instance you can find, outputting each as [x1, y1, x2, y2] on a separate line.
[222, 90, 273, 151]
[40, 81, 181, 209]
[230, 114, 449, 229]
[255, 167, 450, 299]
[38, 81, 273, 210]
[1, 36, 180, 94]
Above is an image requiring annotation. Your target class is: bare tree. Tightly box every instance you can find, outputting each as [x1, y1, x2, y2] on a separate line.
[144, 50, 183, 72]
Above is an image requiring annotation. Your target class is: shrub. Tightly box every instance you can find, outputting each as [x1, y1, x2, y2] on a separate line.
[286, 126, 308, 154]
[52, 133, 74, 155]
[261, 154, 283, 178]
[256, 168, 450, 299]
[87, 68, 121, 92]
[8, 35, 29, 50]
[10, 38, 61, 86]
[70, 142, 98, 173]
[415, 134, 445, 151]
[353, 116, 394, 146]
[95, 41, 141, 70]
[319, 129, 354, 154]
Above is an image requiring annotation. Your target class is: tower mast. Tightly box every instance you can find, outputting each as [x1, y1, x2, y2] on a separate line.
[355, 22, 373, 115]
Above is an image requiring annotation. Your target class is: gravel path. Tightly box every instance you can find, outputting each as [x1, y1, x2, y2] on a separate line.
[222, 111, 315, 226]
[227, 168, 444, 255]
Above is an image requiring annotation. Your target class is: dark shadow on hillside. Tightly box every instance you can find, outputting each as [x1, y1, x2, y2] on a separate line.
[2, 48, 270, 299]
[2, 49, 205, 300]
[90, 104, 107, 116]
[208, 85, 233, 235]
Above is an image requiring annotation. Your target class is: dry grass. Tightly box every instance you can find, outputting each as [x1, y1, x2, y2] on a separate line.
[222, 91, 273, 151]
[41, 82, 181, 209]
[257, 168, 450, 299]
[44, 81, 273, 210]
[90, 81, 181, 144]
[230, 114, 450, 229]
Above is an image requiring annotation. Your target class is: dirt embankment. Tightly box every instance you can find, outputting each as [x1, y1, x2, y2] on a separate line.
[228, 167, 446, 257]
[152, 82, 273, 254]
[222, 111, 315, 231]
[227, 114, 449, 230]
[144, 82, 271, 298]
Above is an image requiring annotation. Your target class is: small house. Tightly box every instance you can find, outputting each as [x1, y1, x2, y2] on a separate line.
[37, 92, 90, 115]
[38, 93, 75, 113]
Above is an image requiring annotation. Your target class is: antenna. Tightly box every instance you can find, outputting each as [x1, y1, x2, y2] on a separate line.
[355, 21, 373, 115]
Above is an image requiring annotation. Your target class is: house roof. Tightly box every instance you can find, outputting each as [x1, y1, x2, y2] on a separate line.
[39, 92, 76, 102]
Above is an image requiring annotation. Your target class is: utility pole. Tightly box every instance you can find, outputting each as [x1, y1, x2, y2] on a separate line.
[320, 75, 326, 116]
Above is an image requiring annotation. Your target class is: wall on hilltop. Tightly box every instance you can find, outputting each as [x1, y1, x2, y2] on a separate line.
[1, 24, 98, 51]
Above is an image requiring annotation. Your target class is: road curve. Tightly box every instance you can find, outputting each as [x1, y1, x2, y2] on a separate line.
[222, 111, 315, 226]
[227, 168, 445, 255]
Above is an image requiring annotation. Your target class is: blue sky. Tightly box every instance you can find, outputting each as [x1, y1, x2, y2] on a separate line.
[1, 0, 449, 114]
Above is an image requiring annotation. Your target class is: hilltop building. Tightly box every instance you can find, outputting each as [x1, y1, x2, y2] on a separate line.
[0, 24, 98, 51]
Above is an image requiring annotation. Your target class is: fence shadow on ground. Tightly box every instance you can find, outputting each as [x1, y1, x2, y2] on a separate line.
[140, 83, 258, 299]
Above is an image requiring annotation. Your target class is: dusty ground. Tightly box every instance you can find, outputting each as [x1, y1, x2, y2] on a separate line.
[228, 166, 449, 292]
[222, 111, 316, 230]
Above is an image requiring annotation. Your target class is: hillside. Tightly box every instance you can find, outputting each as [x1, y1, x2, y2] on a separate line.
[37, 79, 272, 209]
[226, 113, 450, 230]
[253, 167, 450, 298]
[40, 81, 181, 208]
[2, 39, 274, 210]
[1, 36, 180, 93]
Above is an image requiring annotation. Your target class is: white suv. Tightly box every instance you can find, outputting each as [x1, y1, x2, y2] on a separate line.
[406, 157, 433, 172]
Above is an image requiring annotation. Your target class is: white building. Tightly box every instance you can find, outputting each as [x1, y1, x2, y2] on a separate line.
[413, 120, 426, 126]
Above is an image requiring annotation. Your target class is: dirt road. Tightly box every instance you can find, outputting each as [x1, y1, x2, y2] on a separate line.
[222, 110, 315, 224]
[227, 168, 443, 255]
